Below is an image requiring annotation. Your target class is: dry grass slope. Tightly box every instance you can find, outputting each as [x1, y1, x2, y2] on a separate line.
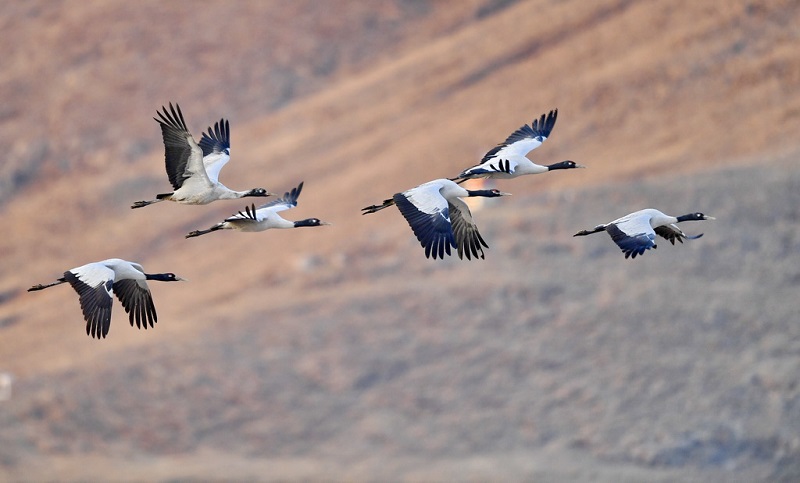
[1, 0, 799, 481]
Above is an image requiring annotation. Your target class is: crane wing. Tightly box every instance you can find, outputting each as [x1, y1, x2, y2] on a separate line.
[459, 109, 557, 178]
[448, 198, 488, 260]
[154, 103, 211, 190]
[459, 157, 523, 177]
[112, 279, 157, 330]
[393, 183, 456, 259]
[607, 216, 657, 259]
[654, 224, 703, 245]
[199, 119, 231, 184]
[63, 263, 116, 339]
[226, 182, 303, 222]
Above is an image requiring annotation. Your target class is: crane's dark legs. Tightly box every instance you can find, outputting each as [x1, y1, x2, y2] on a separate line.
[361, 198, 396, 214]
[185, 225, 222, 238]
[131, 192, 173, 209]
[28, 278, 67, 291]
[573, 226, 606, 237]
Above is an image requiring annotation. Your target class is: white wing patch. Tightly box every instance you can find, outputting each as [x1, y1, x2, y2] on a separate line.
[490, 137, 545, 160]
[611, 210, 654, 234]
[203, 151, 231, 184]
[73, 263, 116, 291]
[404, 182, 449, 216]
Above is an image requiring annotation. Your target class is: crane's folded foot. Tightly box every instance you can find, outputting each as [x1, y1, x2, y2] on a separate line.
[361, 198, 395, 214]
[131, 200, 157, 209]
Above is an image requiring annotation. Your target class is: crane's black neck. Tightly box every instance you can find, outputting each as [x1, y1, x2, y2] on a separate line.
[574, 225, 607, 237]
[676, 213, 705, 222]
[547, 160, 578, 171]
[293, 218, 325, 227]
[245, 188, 270, 198]
[145, 273, 180, 282]
[466, 189, 503, 198]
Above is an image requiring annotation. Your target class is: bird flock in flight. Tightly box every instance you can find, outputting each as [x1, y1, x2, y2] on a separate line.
[28, 104, 714, 338]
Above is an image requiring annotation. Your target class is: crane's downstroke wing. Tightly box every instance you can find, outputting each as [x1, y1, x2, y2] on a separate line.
[393, 184, 456, 259]
[606, 221, 656, 259]
[112, 279, 157, 330]
[448, 198, 488, 260]
[654, 224, 703, 245]
[63, 265, 115, 339]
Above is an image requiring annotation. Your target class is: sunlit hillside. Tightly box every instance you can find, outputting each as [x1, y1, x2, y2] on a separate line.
[1, 1, 799, 481]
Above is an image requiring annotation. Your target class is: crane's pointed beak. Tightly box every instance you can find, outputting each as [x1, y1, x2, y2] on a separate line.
[705, 215, 716, 220]
[575, 163, 587, 168]
[176, 276, 187, 282]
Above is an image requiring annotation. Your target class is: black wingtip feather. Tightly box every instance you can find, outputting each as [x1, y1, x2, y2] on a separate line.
[199, 118, 232, 156]
[393, 193, 456, 260]
[499, 108, 558, 150]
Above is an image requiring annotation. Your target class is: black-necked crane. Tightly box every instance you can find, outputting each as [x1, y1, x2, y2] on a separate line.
[361, 178, 510, 260]
[131, 103, 275, 208]
[574, 209, 715, 259]
[185, 181, 330, 238]
[455, 109, 584, 181]
[28, 259, 185, 339]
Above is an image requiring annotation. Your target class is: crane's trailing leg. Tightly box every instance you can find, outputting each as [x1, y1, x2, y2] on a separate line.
[185, 225, 223, 238]
[27, 279, 67, 291]
[131, 199, 166, 209]
[573, 226, 606, 237]
[361, 198, 396, 214]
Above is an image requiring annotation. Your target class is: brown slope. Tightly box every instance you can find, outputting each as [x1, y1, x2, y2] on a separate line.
[0, 0, 490, 203]
[3, 154, 799, 481]
[2, 0, 800, 374]
[1, 0, 800, 480]
[0, 0, 489, 371]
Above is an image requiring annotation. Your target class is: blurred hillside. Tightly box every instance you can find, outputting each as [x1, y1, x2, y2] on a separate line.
[1, 0, 799, 481]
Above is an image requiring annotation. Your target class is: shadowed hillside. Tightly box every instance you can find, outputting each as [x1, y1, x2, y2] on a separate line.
[1, 1, 799, 481]
[3, 156, 799, 481]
